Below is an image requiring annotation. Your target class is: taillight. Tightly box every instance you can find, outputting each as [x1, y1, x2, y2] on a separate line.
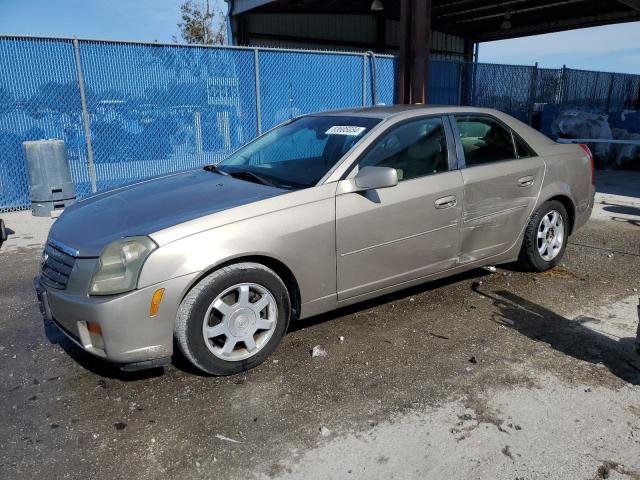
[579, 144, 595, 185]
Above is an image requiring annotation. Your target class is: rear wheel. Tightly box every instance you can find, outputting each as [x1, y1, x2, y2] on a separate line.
[0, 219, 6, 244]
[518, 200, 569, 272]
[175, 263, 291, 375]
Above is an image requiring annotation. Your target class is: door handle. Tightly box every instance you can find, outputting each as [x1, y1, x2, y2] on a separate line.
[435, 195, 457, 209]
[518, 175, 534, 187]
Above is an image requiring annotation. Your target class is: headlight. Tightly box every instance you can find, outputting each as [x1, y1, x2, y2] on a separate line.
[89, 236, 157, 295]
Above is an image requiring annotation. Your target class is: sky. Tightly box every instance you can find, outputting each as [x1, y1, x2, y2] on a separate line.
[0, 0, 639, 74]
[0, 0, 227, 43]
[479, 22, 640, 74]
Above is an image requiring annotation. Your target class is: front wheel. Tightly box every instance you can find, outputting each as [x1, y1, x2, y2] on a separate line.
[175, 263, 291, 375]
[518, 200, 569, 272]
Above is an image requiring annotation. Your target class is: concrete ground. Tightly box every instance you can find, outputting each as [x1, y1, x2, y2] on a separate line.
[0, 170, 639, 480]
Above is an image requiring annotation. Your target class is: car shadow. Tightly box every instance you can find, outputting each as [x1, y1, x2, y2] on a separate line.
[602, 201, 640, 217]
[43, 318, 165, 381]
[42, 267, 640, 383]
[610, 216, 640, 228]
[290, 268, 491, 332]
[473, 286, 640, 385]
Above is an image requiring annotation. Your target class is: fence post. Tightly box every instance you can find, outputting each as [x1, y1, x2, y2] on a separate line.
[457, 62, 463, 106]
[253, 48, 262, 136]
[72, 38, 97, 193]
[362, 53, 368, 107]
[527, 62, 538, 125]
[558, 64, 568, 105]
[459, 61, 471, 105]
[470, 59, 478, 105]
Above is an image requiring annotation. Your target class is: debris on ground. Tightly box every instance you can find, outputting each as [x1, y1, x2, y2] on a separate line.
[114, 422, 127, 431]
[595, 463, 610, 479]
[175, 385, 193, 401]
[593, 460, 640, 479]
[501, 445, 514, 460]
[311, 345, 327, 358]
[96, 378, 109, 389]
[468, 356, 477, 364]
[215, 434, 242, 444]
[541, 266, 580, 279]
[483, 266, 497, 273]
[319, 426, 331, 437]
[338, 336, 344, 342]
[428, 332, 449, 340]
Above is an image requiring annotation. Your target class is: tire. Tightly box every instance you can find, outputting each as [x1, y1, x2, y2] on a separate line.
[0, 219, 6, 243]
[518, 200, 569, 272]
[175, 262, 291, 375]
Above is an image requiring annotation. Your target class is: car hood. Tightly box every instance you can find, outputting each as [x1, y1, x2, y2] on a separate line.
[48, 169, 287, 257]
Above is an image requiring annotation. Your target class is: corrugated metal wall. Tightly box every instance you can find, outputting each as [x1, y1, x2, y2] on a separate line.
[248, 14, 376, 47]
[385, 19, 466, 59]
[245, 13, 466, 59]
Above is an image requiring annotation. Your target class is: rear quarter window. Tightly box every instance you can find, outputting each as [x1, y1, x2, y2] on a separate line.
[455, 115, 516, 166]
[514, 134, 537, 158]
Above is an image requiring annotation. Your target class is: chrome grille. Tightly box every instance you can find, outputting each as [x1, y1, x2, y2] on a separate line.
[40, 242, 77, 290]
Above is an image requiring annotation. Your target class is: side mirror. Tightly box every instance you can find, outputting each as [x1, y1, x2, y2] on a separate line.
[353, 166, 398, 191]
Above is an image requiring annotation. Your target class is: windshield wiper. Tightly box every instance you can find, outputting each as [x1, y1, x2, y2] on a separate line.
[203, 164, 229, 176]
[228, 170, 275, 187]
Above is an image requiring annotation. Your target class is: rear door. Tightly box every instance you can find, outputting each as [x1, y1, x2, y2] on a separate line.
[452, 114, 545, 263]
[335, 115, 463, 300]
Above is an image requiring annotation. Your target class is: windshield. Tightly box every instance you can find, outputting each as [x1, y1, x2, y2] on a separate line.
[217, 115, 381, 189]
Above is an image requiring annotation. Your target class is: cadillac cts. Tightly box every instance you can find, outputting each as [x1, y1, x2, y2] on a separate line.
[35, 106, 595, 375]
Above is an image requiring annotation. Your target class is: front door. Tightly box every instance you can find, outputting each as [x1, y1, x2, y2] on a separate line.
[452, 114, 546, 263]
[336, 116, 463, 300]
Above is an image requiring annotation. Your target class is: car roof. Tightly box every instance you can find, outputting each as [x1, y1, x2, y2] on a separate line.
[308, 105, 509, 119]
[306, 105, 557, 148]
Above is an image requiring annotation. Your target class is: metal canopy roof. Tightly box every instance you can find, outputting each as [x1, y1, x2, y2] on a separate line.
[232, 0, 640, 41]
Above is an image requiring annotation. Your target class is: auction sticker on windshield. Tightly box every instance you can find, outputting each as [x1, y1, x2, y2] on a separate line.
[325, 126, 367, 136]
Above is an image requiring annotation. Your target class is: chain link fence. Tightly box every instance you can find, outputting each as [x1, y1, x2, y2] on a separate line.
[1, 36, 639, 211]
[434, 60, 640, 124]
[464, 61, 538, 122]
[0, 36, 395, 211]
[0, 37, 91, 210]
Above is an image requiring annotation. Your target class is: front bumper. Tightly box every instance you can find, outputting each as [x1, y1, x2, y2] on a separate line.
[34, 272, 199, 369]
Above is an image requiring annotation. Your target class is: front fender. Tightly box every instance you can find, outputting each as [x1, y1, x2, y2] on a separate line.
[137, 186, 337, 308]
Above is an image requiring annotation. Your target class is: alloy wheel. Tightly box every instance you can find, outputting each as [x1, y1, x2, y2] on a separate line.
[537, 209, 565, 261]
[202, 282, 278, 361]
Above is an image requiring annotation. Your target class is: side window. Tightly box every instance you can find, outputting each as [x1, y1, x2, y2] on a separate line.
[455, 115, 516, 166]
[357, 117, 448, 181]
[514, 134, 535, 158]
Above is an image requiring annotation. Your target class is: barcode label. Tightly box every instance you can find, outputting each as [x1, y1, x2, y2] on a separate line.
[325, 126, 367, 136]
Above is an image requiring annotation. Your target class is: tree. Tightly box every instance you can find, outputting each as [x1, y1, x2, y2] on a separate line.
[176, 0, 226, 45]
